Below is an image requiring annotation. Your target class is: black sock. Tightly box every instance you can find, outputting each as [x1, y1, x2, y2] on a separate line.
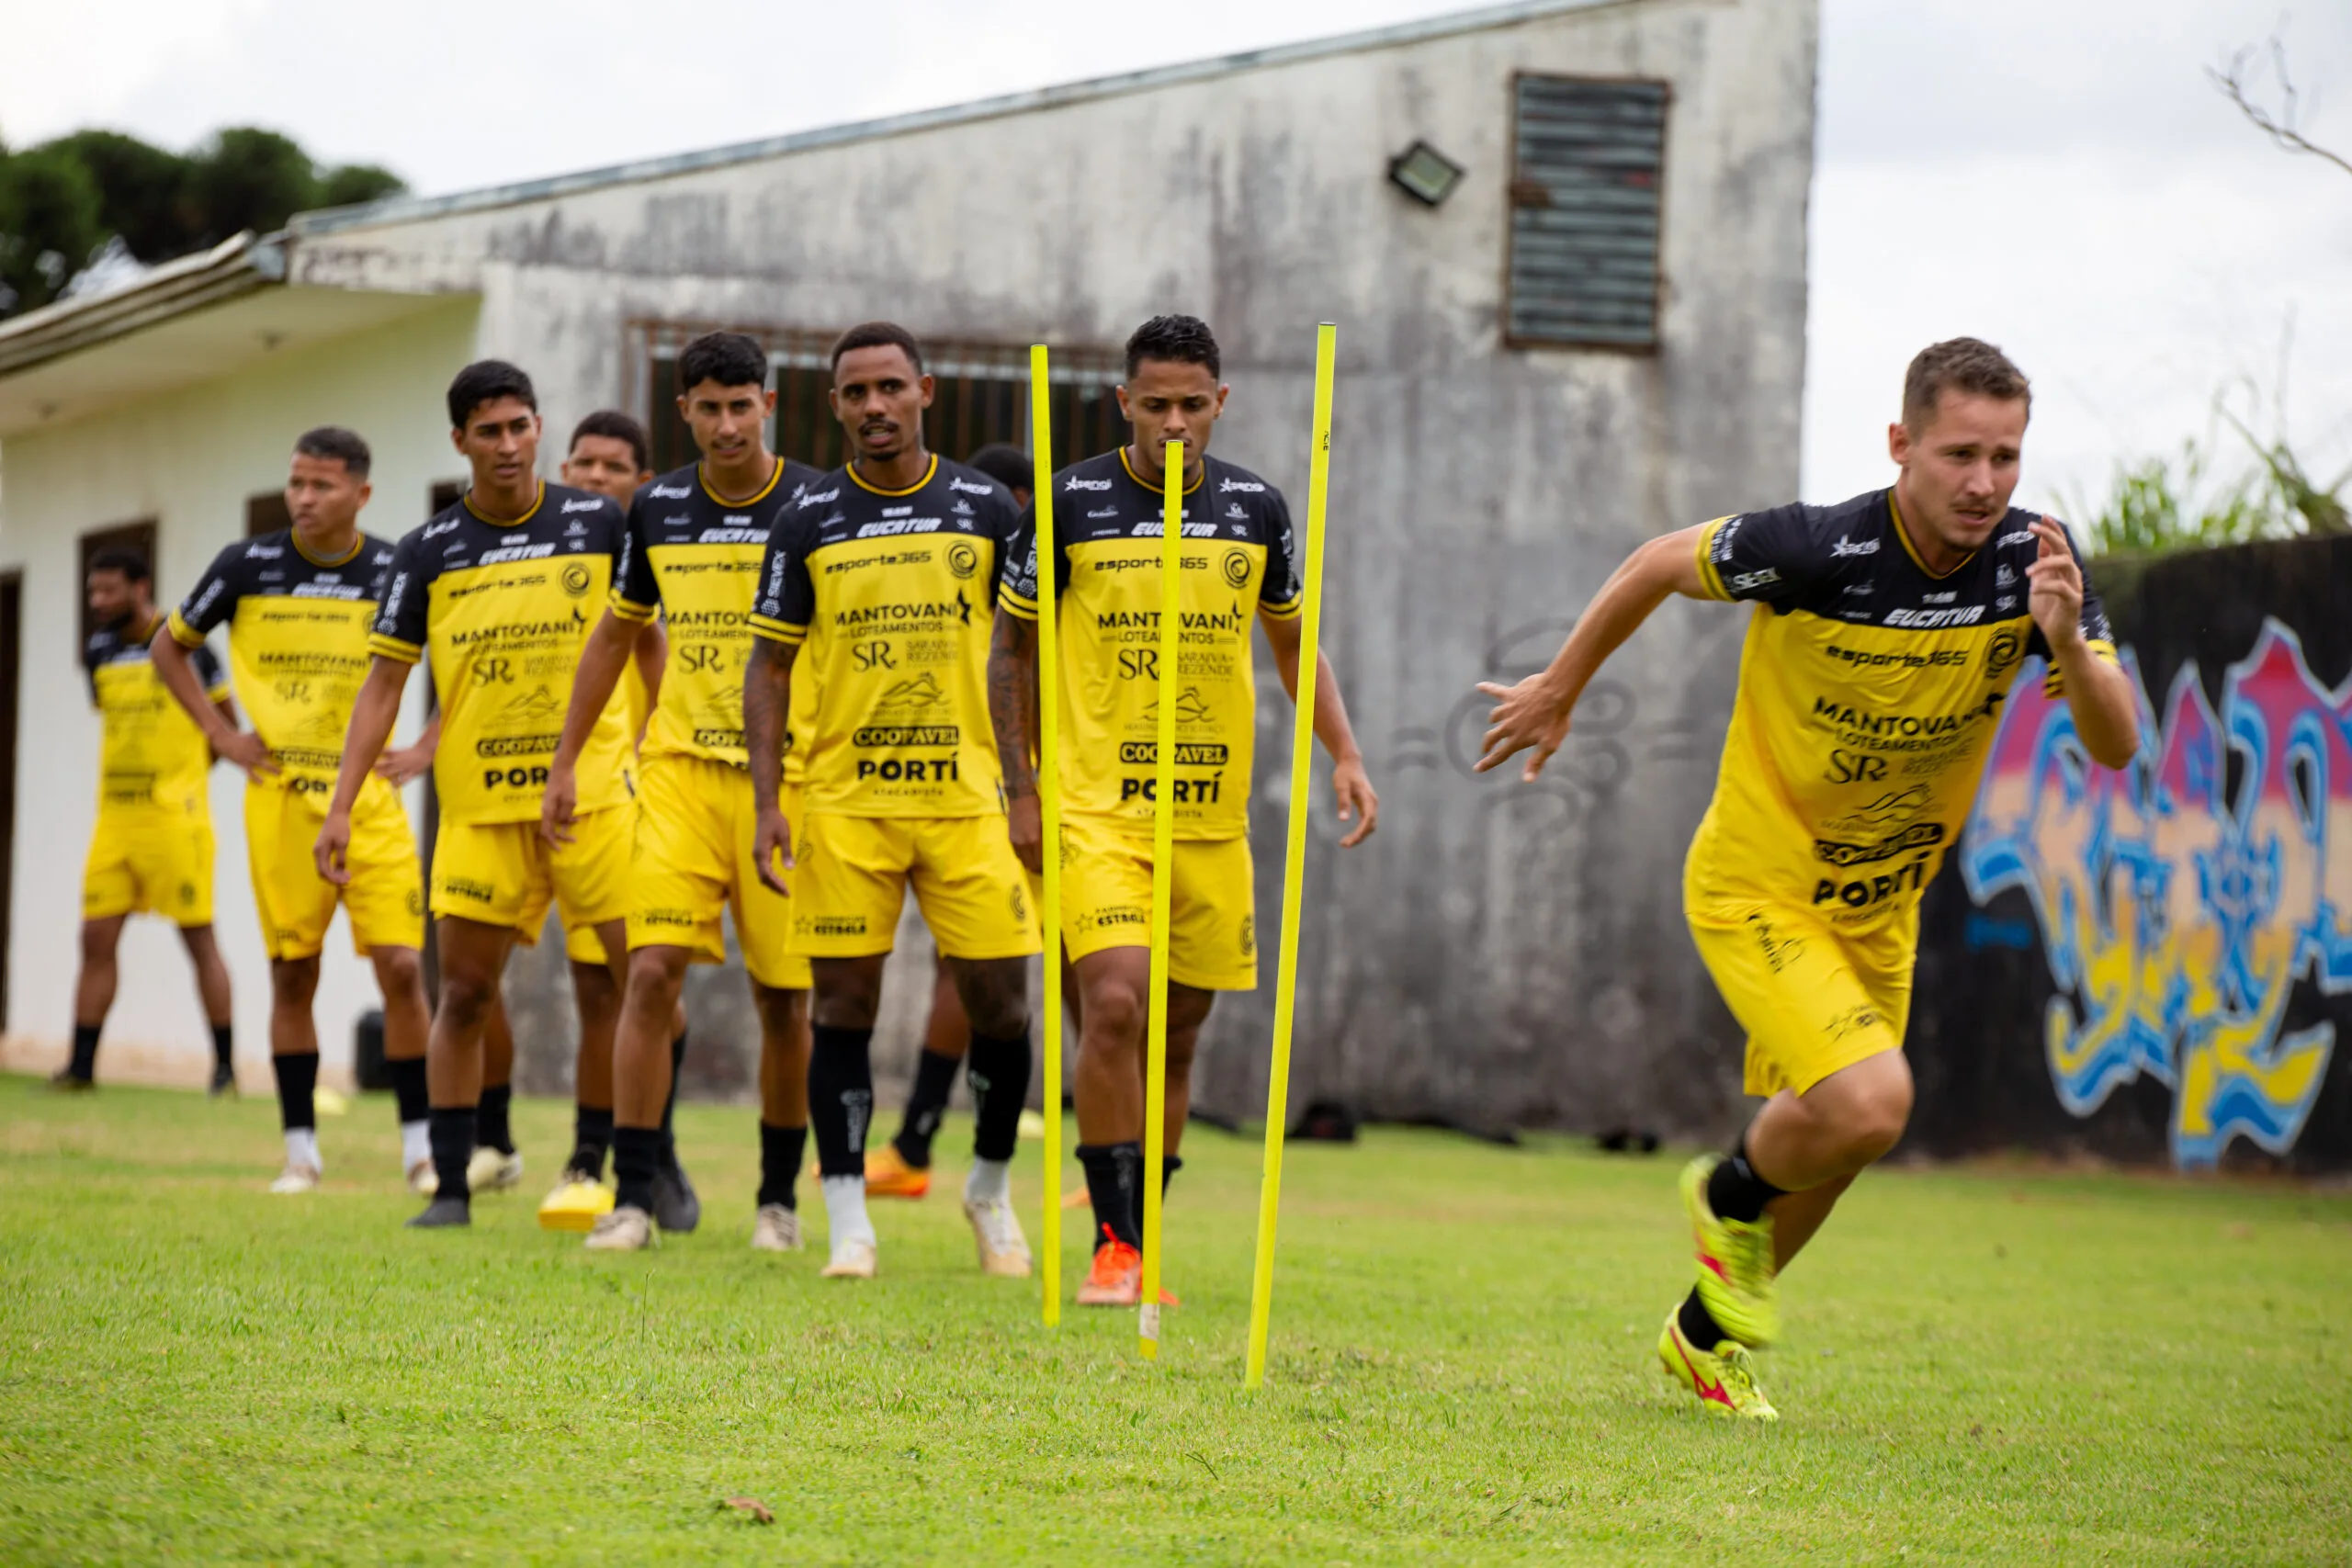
[430, 1107, 476, 1201]
[613, 1124, 662, 1213]
[658, 1030, 687, 1162]
[1679, 1288, 1731, 1350]
[272, 1052, 320, 1134]
[388, 1056, 428, 1126]
[477, 1084, 514, 1156]
[1706, 1133, 1786, 1224]
[1078, 1141, 1142, 1250]
[759, 1122, 808, 1209]
[210, 1024, 234, 1072]
[67, 1023, 100, 1081]
[808, 1025, 875, 1179]
[967, 1027, 1032, 1164]
[570, 1105, 614, 1179]
[1162, 1154, 1183, 1197]
[893, 1048, 963, 1168]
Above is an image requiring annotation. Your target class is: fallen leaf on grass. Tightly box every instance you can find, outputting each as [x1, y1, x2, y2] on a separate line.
[720, 1496, 774, 1524]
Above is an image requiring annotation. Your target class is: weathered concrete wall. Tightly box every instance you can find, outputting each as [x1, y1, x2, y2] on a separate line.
[289, 0, 1818, 1131]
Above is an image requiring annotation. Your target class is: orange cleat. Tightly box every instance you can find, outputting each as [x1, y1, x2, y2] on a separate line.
[863, 1144, 932, 1200]
[1075, 1225, 1178, 1308]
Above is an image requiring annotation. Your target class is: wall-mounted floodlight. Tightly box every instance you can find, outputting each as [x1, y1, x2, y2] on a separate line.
[1387, 140, 1465, 208]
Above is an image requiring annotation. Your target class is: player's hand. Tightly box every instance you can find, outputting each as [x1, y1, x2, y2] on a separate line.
[1005, 793, 1044, 874]
[539, 761, 579, 848]
[217, 728, 279, 782]
[374, 739, 434, 787]
[752, 806, 796, 897]
[2026, 516, 2085, 650]
[313, 811, 353, 888]
[1474, 673, 1575, 781]
[1330, 755, 1378, 847]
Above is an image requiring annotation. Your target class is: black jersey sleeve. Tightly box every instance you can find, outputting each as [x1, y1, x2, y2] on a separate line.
[982, 482, 1023, 608]
[190, 640, 229, 700]
[168, 540, 250, 647]
[746, 507, 813, 646]
[611, 493, 661, 621]
[997, 501, 1064, 623]
[1259, 489, 1305, 619]
[1692, 503, 1824, 606]
[81, 631, 104, 707]
[368, 527, 434, 664]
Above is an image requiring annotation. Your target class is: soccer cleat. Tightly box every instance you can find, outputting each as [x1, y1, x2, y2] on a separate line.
[468, 1145, 525, 1194]
[537, 1169, 615, 1232]
[584, 1204, 656, 1251]
[406, 1159, 440, 1198]
[208, 1063, 237, 1098]
[964, 1195, 1034, 1277]
[652, 1157, 701, 1234]
[751, 1203, 804, 1252]
[314, 1087, 349, 1118]
[1075, 1226, 1178, 1307]
[268, 1163, 321, 1195]
[863, 1145, 932, 1200]
[1657, 1307, 1778, 1421]
[407, 1196, 471, 1228]
[820, 1236, 877, 1279]
[1681, 1155, 1780, 1348]
[48, 1069, 95, 1093]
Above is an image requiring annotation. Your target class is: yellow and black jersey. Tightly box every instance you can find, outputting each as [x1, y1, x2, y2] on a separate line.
[169, 528, 399, 811]
[370, 482, 634, 827]
[1689, 489, 2118, 929]
[85, 612, 227, 815]
[612, 457, 823, 777]
[998, 447, 1302, 840]
[746, 454, 1020, 818]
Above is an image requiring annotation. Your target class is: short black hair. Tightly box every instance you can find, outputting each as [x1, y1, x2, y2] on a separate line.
[446, 359, 537, 430]
[1125, 314, 1220, 381]
[677, 332, 769, 397]
[1904, 337, 2031, 430]
[293, 425, 372, 479]
[88, 549, 150, 584]
[831, 321, 924, 376]
[965, 443, 1031, 494]
[570, 410, 650, 474]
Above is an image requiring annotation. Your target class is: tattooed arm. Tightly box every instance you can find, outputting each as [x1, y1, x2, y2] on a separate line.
[989, 609, 1042, 873]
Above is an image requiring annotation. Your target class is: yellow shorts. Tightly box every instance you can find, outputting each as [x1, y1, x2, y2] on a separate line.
[83, 803, 214, 927]
[792, 811, 1039, 961]
[248, 778, 422, 960]
[628, 752, 811, 991]
[431, 803, 634, 944]
[1688, 898, 1916, 1098]
[1058, 814, 1257, 991]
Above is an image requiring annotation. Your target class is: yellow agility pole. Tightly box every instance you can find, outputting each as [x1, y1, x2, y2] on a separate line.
[1244, 323, 1337, 1390]
[1028, 345, 1062, 1328]
[1138, 438, 1183, 1359]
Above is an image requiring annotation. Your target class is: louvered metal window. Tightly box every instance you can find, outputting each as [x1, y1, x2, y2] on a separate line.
[1505, 76, 1668, 351]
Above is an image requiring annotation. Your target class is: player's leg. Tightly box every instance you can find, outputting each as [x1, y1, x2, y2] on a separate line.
[1071, 945, 1151, 1303]
[868, 953, 967, 1198]
[808, 952, 889, 1277]
[265, 956, 324, 1191]
[369, 947, 435, 1192]
[750, 978, 811, 1251]
[340, 783, 434, 1190]
[178, 924, 235, 1084]
[468, 990, 522, 1194]
[941, 954, 1034, 1276]
[599, 916, 699, 1234]
[411, 914, 516, 1227]
[161, 809, 234, 1089]
[1147, 983, 1216, 1220]
[59, 913, 127, 1088]
[588, 942, 693, 1248]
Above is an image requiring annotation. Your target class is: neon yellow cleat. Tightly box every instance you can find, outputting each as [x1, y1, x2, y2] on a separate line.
[1657, 1308, 1778, 1421]
[537, 1170, 615, 1232]
[1681, 1154, 1779, 1348]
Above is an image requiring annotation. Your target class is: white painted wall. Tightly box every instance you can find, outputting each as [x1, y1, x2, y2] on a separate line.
[0, 296, 481, 1088]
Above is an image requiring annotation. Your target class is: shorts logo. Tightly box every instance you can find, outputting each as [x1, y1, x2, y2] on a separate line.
[797, 914, 868, 936]
[1010, 882, 1028, 923]
[406, 888, 424, 916]
[1826, 1004, 1881, 1043]
[1220, 547, 1250, 589]
[440, 876, 497, 903]
[1238, 914, 1255, 961]
[639, 908, 698, 929]
[560, 562, 593, 598]
[945, 541, 978, 581]
[1743, 911, 1803, 974]
[1076, 906, 1148, 933]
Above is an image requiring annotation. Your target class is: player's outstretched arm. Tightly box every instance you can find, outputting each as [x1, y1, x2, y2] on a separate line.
[742, 636, 798, 896]
[2028, 517, 2140, 768]
[541, 609, 639, 846]
[317, 657, 411, 886]
[1258, 612, 1377, 847]
[148, 624, 274, 781]
[1475, 524, 1712, 780]
[987, 611, 1043, 873]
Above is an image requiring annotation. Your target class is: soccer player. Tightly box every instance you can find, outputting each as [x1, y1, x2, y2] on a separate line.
[989, 314, 1378, 1306]
[153, 427, 435, 1193]
[543, 333, 822, 1253]
[1475, 338, 2140, 1419]
[743, 321, 1040, 1280]
[316, 359, 650, 1229]
[61, 549, 239, 1095]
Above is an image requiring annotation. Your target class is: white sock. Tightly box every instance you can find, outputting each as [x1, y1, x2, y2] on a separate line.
[965, 1157, 1012, 1205]
[285, 1127, 321, 1172]
[821, 1175, 875, 1249]
[400, 1120, 429, 1169]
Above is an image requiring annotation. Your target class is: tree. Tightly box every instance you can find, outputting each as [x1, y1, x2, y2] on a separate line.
[184, 127, 320, 248]
[44, 129, 199, 261]
[0, 144, 105, 315]
[319, 164, 404, 209]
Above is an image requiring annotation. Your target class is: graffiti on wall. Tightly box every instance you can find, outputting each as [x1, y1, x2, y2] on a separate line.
[1961, 619, 2352, 1167]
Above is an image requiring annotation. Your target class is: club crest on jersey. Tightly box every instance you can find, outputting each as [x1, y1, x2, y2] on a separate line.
[945, 542, 978, 580]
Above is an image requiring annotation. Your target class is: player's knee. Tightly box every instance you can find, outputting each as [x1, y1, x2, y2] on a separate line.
[269, 958, 321, 1006]
[372, 948, 422, 995]
[436, 970, 500, 1031]
[1838, 1080, 1913, 1166]
[1080, 979, 1148, 1052]
[621, 948, 684, 1009]
[77, 923, 117, 966]
[956, 960, 1028, 1039]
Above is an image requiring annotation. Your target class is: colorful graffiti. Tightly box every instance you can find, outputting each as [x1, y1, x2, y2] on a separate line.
[1961, 619, 2352, 1168]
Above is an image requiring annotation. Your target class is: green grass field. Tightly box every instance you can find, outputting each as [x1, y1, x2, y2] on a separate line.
[1, 1074, 2346, 1565]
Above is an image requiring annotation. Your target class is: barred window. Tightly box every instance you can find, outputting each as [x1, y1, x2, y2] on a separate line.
[1505, 76, 1668, 351]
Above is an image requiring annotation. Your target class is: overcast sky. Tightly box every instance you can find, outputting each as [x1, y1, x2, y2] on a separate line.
[5, 0, 2346, 519]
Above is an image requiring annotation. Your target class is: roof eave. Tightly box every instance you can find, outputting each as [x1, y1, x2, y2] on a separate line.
[0, 232, 285, 381]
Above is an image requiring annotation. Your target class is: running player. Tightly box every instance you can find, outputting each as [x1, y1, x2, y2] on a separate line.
[1475, 338, 2140, 1419]
[153, 426, 435, 1193]
[543, 333, 821, 1253]
[61, 549, 238, 1094]
[316, 359, 650, 1229]
[989, 314, 1379, 1305]
[744, 321, 1039, 1280]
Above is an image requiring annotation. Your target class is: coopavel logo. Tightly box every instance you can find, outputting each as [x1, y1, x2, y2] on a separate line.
[1831, 536, 1880, 558]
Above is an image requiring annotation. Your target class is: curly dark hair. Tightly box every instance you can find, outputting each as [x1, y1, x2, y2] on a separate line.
[1124, 314, 1220, 381]
[678, 332, 769, 395]
[446, 359, 537, 430]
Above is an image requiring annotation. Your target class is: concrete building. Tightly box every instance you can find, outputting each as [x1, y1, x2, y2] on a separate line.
[0, 0, 1816, 1138]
